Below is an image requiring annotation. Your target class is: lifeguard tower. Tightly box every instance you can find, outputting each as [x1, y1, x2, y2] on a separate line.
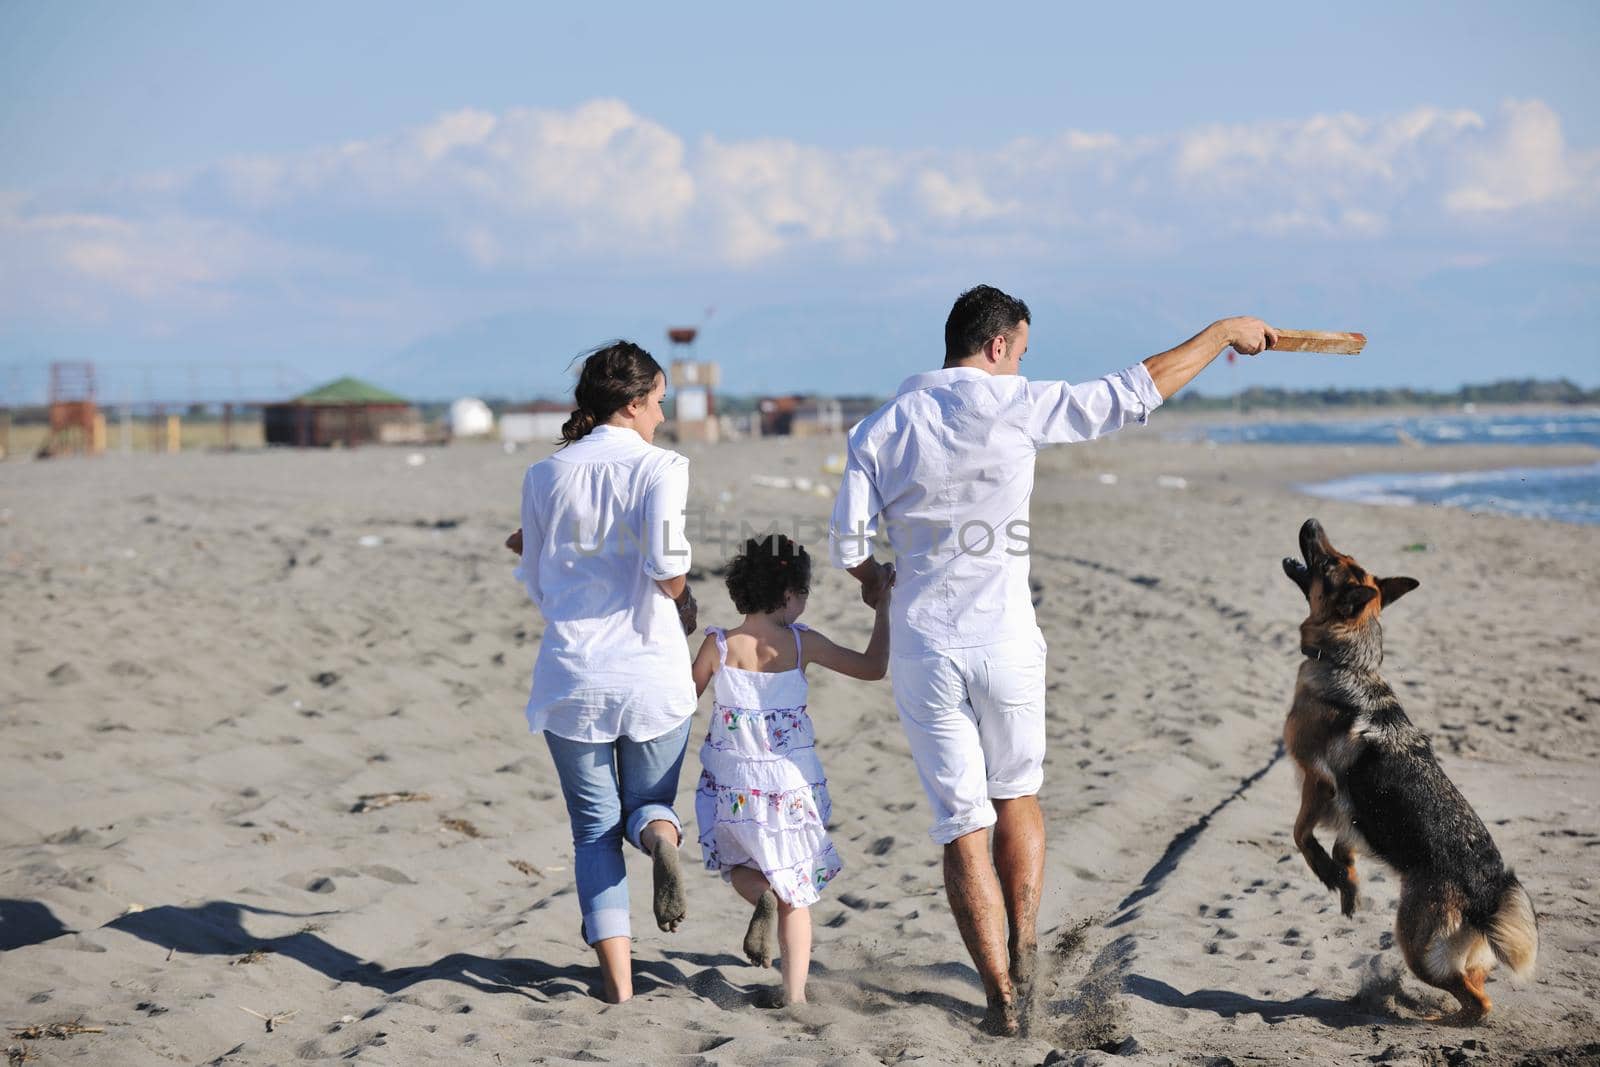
[38, 362, 104, 457]
[667, 325, 720, 443]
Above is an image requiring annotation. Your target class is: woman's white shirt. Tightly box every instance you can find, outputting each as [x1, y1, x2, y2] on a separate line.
[516, 425, 695, 742]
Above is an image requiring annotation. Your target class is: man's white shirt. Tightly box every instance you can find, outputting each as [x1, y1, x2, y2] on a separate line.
[829, 363, 1163, 656]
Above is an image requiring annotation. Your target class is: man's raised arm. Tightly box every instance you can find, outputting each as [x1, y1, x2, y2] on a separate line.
[1144, 316, 1278, 399]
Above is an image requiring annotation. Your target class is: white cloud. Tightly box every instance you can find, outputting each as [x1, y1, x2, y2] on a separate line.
[4, 97, 1595, 330]
[1445, 99, 1594, 214]
[177, 97, 1600, 263]
[915, 170, 1015, 223]
[697, 139, 901, 261]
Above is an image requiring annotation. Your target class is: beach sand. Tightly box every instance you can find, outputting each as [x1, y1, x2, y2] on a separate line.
[2, 426, 1598, 1066]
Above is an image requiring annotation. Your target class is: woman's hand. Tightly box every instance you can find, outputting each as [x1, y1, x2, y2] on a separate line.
[673, 585, 699, 636]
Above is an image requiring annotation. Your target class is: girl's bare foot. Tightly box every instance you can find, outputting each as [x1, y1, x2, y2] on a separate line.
[743, 890, 778, 966]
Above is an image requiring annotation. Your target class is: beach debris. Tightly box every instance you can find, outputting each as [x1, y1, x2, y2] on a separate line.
[750, 474, 793, 490]
[7, 1045, 35, 1065]
[1402, 542, 1430, 553]
[508, 859, 543, 879]
[440, 816, 482, 838]
[405, 452, 426, 467]
[1096, 472, 1119, 486]
[350, 791, 431, 813]
[239, 1006, 298, 1033]
[823, 453, 846, 475]
[46, 663, 80, 686]
[1156, 475, 1188, 490]
[121, 903, 145, 915]
[7, 1022, 102, 1040]
[357, 534, 385, 548]
[230, 947, 274, 966]
[312, 670, 340, 687]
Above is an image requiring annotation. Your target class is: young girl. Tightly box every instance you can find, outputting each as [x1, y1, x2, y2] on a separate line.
[692, 534, 890, 1006]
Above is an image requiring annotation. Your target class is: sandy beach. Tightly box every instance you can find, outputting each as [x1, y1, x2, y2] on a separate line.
[3, 427, 1598, 1066]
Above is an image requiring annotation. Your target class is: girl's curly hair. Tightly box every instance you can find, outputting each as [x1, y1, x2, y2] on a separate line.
[725, 534, 811, 616]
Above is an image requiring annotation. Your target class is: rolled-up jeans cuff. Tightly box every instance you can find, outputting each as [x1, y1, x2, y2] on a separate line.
[626, 804, 680, 853]
[582, 906, 630, 945]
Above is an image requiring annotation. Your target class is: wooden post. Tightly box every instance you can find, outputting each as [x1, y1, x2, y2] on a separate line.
[91, 411, 107, 454]
[166, 414, 181, 453]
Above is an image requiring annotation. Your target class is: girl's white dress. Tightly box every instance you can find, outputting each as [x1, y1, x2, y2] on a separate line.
[695, 624, 842, 907]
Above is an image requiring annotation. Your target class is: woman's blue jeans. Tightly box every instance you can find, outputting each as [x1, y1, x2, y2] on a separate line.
[544, 718, 691, 945]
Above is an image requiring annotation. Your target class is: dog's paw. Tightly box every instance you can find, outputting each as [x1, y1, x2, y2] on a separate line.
[1338, 883, 1360, 917]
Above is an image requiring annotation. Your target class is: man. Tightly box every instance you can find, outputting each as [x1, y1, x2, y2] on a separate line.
[828, 285, 1276, 1035]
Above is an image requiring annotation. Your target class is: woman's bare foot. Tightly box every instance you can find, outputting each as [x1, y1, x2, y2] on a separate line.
[652, 843, 687, 932]
[743, 891, 777, 966]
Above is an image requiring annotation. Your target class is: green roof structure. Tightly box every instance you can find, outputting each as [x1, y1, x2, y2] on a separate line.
[292, 377, 409, 406]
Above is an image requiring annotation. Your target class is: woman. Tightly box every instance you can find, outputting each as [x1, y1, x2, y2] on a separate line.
[510, 341, 698, 1003]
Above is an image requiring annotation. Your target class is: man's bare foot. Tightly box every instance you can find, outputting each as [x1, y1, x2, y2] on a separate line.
[743, 890, 777, 966]
[1009, 941, 1037, 989]
[652, 843, 687, 932]
[979, 993, 1019, 1037]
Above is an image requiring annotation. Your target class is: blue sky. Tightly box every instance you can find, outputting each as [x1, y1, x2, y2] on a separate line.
[2, 2, 1597, 402]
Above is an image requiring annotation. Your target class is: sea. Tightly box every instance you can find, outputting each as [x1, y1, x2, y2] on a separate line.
[1185, 409, 1600, 526]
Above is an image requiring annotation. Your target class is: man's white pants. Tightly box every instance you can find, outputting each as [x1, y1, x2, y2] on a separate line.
[890, 629, 1048, 845]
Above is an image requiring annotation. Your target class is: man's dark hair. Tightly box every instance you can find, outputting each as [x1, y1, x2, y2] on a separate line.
[944, 285, 1031, 364]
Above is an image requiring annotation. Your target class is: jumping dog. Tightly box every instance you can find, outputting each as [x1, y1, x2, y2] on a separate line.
[1281, 518, 1537, 1023]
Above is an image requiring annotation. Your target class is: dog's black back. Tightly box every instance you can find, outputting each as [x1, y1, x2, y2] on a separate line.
[1341, 701, 1517, 926]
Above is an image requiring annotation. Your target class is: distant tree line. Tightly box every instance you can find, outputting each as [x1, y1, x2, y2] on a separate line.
[1163, 378, 1600, 412]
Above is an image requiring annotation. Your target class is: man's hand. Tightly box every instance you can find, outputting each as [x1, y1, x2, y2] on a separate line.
[1220, 317, 1279, 357]
[505, 528, 523, 555]
[849, 558, 895, 609]
[1145, 317, 1281, 399]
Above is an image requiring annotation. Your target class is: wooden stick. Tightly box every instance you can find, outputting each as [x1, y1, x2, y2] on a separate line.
[1270, 329, 1366, 354]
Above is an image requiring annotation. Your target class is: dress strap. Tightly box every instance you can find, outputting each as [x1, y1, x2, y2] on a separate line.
[705, 626, 728, 665]
[789, 622, 808, 667]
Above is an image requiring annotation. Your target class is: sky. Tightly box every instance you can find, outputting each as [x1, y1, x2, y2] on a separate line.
[2, 1, 1597, 403]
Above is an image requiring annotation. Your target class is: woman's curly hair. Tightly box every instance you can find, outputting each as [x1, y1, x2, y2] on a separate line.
[725, 534, 811, 616]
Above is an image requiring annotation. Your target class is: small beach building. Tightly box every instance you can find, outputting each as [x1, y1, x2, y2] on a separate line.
[499, 401, 572, 446]
[262, 377, 419, 447]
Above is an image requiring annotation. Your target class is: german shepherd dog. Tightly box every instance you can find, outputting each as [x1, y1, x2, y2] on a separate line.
[1281, 518, 1537, 1023]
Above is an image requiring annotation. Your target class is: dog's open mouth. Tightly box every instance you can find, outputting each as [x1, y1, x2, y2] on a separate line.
[1284, 518, 1331, 594]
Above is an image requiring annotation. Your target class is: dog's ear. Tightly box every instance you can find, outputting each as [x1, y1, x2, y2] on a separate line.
[1378, 576, 1419, 607]
[1336, 585, 1378, 618]
[1282, 557, 1311, 597]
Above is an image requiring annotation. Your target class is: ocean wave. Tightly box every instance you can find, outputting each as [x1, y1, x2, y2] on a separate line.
[1189, 409, 1600, 448]
[1297, 462, 1600, 526]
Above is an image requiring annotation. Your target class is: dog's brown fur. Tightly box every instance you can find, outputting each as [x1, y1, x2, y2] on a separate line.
[1282, 519, 1537, 1024]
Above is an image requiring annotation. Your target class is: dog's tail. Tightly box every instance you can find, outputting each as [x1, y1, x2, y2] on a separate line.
[1484, 874, 1538, 982]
